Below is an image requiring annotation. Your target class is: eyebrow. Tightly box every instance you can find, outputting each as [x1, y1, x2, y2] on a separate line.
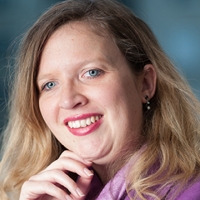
[39, 56, 112, 76]
[37, 74, 53, 83]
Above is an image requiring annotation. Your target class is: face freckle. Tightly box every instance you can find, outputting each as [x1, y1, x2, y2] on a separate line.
[38, 22, 144, 165]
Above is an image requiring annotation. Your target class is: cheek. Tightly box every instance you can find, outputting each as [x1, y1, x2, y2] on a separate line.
[107, 80, 143, 126]
[39, 98, 54, 124]
[99, 82, 137, 107]
[39, 99, 46, 118]
[101, 80, 124, 100]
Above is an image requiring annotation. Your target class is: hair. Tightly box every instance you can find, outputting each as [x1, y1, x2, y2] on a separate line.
[0, 0, 200, 199]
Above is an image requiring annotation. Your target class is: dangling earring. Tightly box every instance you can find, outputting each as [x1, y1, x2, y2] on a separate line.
[145, 95, 151, 110]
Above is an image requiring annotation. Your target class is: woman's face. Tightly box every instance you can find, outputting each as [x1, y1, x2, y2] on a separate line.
[37, 22, 145, 165]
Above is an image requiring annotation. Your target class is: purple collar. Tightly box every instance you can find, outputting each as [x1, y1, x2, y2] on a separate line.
[86, 162, 130, 200]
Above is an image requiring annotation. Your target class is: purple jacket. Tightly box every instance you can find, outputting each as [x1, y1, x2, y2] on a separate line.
[86, 164, 200, 200]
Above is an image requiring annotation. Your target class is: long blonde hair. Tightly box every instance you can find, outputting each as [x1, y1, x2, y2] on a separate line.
[0, 0, 200, 199]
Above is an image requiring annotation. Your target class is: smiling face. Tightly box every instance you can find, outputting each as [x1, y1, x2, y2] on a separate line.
[37, 22, 145, 165]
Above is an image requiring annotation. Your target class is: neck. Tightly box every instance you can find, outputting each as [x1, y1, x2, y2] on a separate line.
[92, 164, 109, 185]
[92, 159, 126, 185]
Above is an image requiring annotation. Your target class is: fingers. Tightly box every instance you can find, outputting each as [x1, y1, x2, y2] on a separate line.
[30, 167, 93, 198]
[44, 158, 91, 177]
[43, 150, 92, 173]
[59, 150, 92, 167]
[20, 180, 67, 200]
[41, 157, 90, 177]
[19, 150, 94, 200]
[72, 173, 94, 200]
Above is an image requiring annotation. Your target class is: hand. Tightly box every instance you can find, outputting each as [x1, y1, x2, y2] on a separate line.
[19, 151, 94, 200]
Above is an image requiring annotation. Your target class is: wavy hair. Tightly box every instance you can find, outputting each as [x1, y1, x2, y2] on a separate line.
[0, 0, 200, 199]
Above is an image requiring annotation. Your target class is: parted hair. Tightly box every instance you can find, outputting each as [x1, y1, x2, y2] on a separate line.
[0, 0, 200, 199]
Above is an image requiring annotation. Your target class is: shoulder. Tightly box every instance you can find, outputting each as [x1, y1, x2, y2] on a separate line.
[176, 180, 200, 200]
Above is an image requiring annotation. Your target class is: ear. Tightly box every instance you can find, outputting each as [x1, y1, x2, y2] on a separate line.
[140, 64, 157, 103]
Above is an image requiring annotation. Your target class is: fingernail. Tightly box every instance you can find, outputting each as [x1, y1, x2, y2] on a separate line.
[84, 168, 94, 176]
[76, 187, 85, 197]
[65, 195, 73, 200]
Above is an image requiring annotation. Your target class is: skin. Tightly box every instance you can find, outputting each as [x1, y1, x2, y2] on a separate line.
[20, 22, 156, 200]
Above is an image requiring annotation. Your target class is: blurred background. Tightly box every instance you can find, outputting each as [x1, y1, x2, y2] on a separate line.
[0, 0, 200, 140]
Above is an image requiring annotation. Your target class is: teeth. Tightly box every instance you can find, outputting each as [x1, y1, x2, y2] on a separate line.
[86, 118, 91, 125]
[67, 115, 101, 129]
[73, 121, 77, 128]
[91, 116, 95, 123]
[80, 119, 86, 127]
[68, 121, 72, 128]
[75, 121, 80, 128]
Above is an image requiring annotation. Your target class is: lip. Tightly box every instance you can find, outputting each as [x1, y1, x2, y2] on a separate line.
[63, 113, 103, 136]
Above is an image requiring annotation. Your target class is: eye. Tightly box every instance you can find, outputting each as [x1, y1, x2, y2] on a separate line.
[83, 69, 103, 79]
[42, 81, 57, 91]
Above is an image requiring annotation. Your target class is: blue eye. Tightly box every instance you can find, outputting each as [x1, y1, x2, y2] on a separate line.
[42, 81, 57, 91]
[89, 70, 98, 76]
[84, 69, 103, 78]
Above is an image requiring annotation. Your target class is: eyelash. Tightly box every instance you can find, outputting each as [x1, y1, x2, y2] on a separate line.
[83, 69, 103, 79]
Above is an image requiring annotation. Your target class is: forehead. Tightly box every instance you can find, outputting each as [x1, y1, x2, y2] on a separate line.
[51, 20, 110, 41]
[39, 21, 122, 67]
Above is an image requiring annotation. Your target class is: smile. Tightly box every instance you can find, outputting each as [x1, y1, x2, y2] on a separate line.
[67, 115, 102, 128]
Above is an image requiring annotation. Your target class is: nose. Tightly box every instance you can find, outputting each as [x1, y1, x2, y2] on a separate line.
[59, 83, 88, 109]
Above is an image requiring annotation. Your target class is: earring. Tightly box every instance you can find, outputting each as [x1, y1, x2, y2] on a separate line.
[145, 95, 151, 110]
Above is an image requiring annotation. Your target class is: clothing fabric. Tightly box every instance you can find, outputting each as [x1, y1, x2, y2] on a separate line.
[86, 163, 200, 200]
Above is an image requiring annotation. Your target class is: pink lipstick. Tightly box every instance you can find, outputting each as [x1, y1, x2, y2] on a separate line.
[64, 114, 102, 136]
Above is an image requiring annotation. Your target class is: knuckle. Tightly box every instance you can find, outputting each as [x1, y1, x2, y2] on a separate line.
[71, 181, 78, 189]
[60, 150, 71, 157]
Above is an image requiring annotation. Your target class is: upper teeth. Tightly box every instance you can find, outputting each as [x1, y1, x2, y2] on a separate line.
[68, 116, 101, 128]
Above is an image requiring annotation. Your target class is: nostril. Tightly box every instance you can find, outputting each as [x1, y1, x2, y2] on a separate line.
[74, 102, 83, 108]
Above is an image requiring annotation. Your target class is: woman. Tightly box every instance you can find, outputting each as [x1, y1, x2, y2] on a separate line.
[0, 0, 200, 199]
